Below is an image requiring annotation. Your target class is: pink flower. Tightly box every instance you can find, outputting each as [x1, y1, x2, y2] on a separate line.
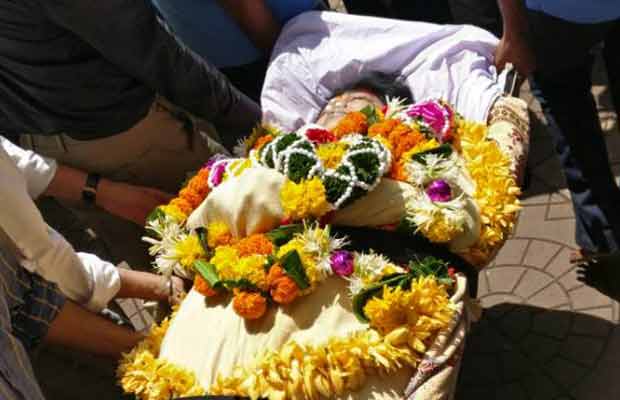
[330, 250, 355, 277]
[407, 100, 454, 142]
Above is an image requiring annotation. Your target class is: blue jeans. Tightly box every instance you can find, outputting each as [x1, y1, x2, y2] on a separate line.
[527, 12, 620, 252]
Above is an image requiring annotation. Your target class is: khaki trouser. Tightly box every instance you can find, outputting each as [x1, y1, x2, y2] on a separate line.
[21, 99, 229, 268]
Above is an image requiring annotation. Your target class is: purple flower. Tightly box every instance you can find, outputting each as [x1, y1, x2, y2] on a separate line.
[407, 100, 454, 142]
[426, 179, 452, 202]
[330, 250, 355, 277]
[210, 161, 228, 187]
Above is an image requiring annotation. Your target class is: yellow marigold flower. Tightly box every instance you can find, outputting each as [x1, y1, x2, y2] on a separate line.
[207, 221, 233, 248]
[159, 204, 187, 223]
[364, 286, 411, 334]
[276, 238, 321, 286]
[280, 177, 331, 221]
[316, 142, 347, 169]
[175, 235, 206, 270]
[235, 254, 269, 291]
[420, 218, 464, 243]
[209, 246, 240, 281]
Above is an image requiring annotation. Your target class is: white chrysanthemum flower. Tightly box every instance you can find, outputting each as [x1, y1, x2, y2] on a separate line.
[406, 189, 468, 234]
[405, 152, 460, 187]
[383, 96, 408, 119]
[142, 216, 183, 258]
[297, 224, 349, 278]
[298, 225, 349, 255]
[346, 252, 406, 296]
[347, 275, 365, 296]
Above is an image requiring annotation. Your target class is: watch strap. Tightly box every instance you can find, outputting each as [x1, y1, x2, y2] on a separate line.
[82, 173, 101, 205]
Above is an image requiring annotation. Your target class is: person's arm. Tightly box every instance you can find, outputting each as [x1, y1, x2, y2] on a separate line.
[495, 0, 536, 75]
[45, 165, 173, 226]
[216, 0, 281, 53]
[41, 0, 260, 146]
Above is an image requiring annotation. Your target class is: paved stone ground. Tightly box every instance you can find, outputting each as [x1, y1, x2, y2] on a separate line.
[456, 58, 620, 399]
[33, 2, 620, 399]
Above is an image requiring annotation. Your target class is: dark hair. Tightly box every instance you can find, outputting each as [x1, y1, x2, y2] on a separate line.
[352, 72, 414, 103]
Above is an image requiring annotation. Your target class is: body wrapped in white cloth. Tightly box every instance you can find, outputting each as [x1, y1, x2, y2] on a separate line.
[121, 11, 530, 400]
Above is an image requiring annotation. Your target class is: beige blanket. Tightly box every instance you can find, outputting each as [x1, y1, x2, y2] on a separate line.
[159, 274, 473, 400]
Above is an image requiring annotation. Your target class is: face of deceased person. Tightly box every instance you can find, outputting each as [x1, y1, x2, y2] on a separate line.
[316, 88, 385, 130]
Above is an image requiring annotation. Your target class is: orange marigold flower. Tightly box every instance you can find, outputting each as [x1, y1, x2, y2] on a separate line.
[253, 134, 274, 151]
[194, 274, 219, 297]
[267, 264, 299, 305]
[186, 170, 211, 197]
[390, 160, 409, 181]
[368, 119, 400, 139]
[233, 291, 267, 320]
[234, 234, 274, 257]
[390, 128, 425, 160]
[333, 112, 368, 138]
[266, 264, 286, 284]
[179, 188, 204, 209]
[170, 197, 194, 216]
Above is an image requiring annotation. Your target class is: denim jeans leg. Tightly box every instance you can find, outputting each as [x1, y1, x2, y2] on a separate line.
[531, 60, 620, 252]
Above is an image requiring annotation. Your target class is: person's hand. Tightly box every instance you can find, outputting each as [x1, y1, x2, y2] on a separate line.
[494, 34, 537, 77]
[97, 179, 174, 225]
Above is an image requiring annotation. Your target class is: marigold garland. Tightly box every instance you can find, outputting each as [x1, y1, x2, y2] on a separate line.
[159, 167, 212, 223]
[454, 119, 521, 266]
[117, 312, 206, 400]
[332, 111, 368, 138]
[209, 275, 454, 400]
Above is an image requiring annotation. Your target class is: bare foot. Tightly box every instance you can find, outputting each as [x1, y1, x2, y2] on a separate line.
[574, 251, 620, 302]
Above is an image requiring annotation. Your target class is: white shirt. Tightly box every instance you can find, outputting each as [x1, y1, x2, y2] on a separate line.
[0, 136, 120, 312]
[262, 11, 506, 131]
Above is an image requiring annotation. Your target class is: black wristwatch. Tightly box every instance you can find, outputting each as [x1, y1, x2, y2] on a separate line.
[82, 173, 101, 205]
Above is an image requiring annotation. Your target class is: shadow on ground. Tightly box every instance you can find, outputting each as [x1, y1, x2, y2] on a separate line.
[456, 303, 620, 400]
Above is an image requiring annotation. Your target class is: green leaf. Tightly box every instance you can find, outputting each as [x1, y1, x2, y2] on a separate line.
[280, 250, 310, 290]
[194, 260, 222, 289]
[352, 273, 411, 322]
[408, 256, 452, 283]
[360, 105, 380, 126]
[195, 227, 211, 255]
[146, 207, 165, 224]
[287, 153, 316, 183]
[266, 224, 304, 246]
[411, 144, 453, 164]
